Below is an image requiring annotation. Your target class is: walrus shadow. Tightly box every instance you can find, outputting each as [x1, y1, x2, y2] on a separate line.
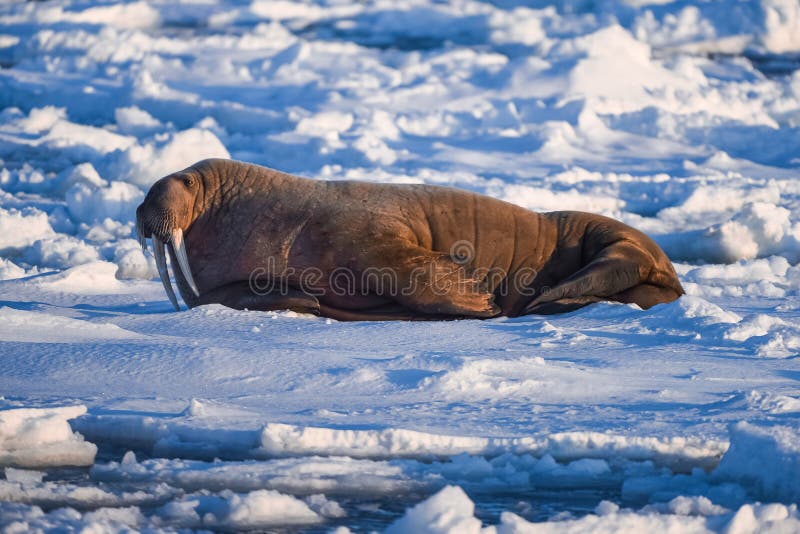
[581, 330, 752, 357]
[69, 301, 181, 318]
[775, 370, 800, 381]
[0, 296, 181, 319]
[0, 299, 52, 313]
[89, 407, 185, 419]
[294, 8, 491, 50]
[386, 368, 440, 389]
[597, 399, 713, 418]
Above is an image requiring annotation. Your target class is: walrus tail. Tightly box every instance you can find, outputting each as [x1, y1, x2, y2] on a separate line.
[647, 267, 685, 295]
[521, 242, 685, 315]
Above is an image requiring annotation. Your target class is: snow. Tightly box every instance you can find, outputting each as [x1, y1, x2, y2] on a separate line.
[1, 0, 800, 530]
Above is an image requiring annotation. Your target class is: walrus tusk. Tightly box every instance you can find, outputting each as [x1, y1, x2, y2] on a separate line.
[153, 235, 180, 311]
[171, 228, 200, 297]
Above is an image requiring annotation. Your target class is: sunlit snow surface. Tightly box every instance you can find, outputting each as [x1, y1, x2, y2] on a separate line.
[1, 0, 800, 532]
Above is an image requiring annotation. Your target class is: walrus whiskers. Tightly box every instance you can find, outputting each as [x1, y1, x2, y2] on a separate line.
[152, 235, 180, 311]
[135, 216, 147, 253]
[171, 228, 200, 297]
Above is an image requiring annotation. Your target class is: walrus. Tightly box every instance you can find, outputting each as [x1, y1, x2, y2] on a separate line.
[135, 158, 683, 320]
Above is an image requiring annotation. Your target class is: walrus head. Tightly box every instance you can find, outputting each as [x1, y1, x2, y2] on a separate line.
[135, 169, 204, 311]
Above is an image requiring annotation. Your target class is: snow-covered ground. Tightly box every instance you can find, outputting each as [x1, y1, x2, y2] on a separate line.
[1, 0, 800, 531]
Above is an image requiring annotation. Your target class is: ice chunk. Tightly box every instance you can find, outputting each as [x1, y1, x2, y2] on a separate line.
[23, 235, 100, 269]
[32, 261, 142, 295]
[113, 128, 230, 188]
[66, 181, 144, 225]
[201, 489, 321, 529]
[0, 208, 55, 253]
[713, 422, 800, 503]
[113, 239, 157, 280]
[385, 485, 484, 534]
[0, 259, 26, 281]
[114, 106, 163, 135]
[658, 203, 800, 263]
[0, 406, 96, 468]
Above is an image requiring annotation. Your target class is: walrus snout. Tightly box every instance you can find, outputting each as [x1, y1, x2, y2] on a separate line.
[135, 204, 176, 241]
[136, 198, 200, 312]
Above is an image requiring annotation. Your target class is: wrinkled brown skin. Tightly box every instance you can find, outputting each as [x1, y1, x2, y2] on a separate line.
[136, 159, 684, 320]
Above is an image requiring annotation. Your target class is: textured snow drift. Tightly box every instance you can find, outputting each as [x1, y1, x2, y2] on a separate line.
[1, 0, 800, 531]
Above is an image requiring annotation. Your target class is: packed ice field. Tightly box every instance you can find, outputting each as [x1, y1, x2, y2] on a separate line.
[1, 0, 800, 532]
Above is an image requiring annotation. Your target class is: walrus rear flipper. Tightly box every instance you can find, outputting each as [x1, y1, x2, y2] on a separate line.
[610, 283, 682, 310]
[523, 296, 605, 315]
[522, 249, 645, 315]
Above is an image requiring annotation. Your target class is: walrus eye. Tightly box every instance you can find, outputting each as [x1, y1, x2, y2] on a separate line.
[182, 176, 195, 188]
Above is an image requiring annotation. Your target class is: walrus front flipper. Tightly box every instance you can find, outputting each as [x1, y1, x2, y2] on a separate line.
[197, 281, 321, 314]
[363, 243, 501, 319]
